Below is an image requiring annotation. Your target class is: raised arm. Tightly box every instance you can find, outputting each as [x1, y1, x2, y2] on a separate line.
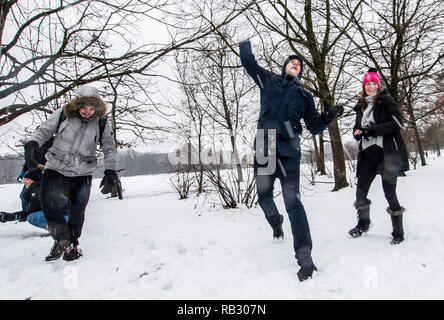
[239, 40, 269, 88]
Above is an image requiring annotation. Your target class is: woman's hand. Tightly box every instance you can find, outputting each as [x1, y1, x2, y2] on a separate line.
[354, 129, 363, 141]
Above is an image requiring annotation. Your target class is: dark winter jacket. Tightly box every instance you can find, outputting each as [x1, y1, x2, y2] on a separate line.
[239, 40, 328, 161]
[29, 96, 116, 177]
[20, 182, 42, 217]
[0, 182, 42, 222]
[353, 89, 409, 175]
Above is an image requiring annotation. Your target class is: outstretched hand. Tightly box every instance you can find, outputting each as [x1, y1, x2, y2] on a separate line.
[321, 99, 344, 124]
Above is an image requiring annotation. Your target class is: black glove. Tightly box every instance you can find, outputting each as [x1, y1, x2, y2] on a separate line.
[100, 170, 118, 194]
[321, 100, 344, 124]
[24, 141, 41, 169]
[354, 130, 363, 141]
[361, 127, 375, 140]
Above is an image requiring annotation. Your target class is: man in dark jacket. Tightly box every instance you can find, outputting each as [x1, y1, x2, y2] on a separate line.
[239, 40, 343, 281]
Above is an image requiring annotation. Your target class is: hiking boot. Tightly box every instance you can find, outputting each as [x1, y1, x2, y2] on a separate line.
[63, 246, 83, 261]
[45, 239, 71, 261]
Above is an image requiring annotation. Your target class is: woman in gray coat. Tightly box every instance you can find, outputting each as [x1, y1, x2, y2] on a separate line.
[24, 86, 117, 261]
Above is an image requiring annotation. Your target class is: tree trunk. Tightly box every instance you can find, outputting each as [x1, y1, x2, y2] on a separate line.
[318, 133, 326, 175]
[312, 134, 325, 175]
[328, 120, 349, 190]
[406, 104, 427, 166]
[197, 136, 204, 194]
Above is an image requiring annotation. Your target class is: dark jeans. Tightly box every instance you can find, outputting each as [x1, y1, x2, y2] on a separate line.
[357, 145, 401, 211]
[255, 157, 313, 267]
[40, 169, 92, 246]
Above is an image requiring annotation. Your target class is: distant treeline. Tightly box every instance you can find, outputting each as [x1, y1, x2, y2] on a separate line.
[0, 144, 358, 185]
[0, 150, 176, 184]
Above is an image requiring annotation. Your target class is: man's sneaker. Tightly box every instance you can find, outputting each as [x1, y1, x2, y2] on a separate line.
[272, 223, 284, 240]
[297, 264, 318, 282]
[63, 246, 83, 261]
[45, 239, 71, 261]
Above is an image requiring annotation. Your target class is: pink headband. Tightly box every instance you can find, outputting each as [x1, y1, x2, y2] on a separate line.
[362, 69, 381, 88]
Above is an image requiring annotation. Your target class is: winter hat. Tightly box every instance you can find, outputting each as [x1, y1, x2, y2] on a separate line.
[281, 55, 303, 81]
[77, 85, 100, 98]
[23, 168, 42, 182]
[362, 68, 381, 88]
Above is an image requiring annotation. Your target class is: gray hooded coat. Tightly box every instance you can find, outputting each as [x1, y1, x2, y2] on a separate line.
[29, 96, 116, 177]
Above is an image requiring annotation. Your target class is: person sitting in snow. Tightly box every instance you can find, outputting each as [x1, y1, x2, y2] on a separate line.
[24, 85, 117, 262]
[239, 40, 343, 281]
[349, 68, 409, 245]
[1, 168, 69, 230]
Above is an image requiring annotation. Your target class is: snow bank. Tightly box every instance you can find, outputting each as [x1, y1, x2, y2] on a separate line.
[1, 156, 443, 299]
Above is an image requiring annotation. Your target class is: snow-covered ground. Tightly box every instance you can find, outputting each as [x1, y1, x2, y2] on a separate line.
[1, 155, 443, 300]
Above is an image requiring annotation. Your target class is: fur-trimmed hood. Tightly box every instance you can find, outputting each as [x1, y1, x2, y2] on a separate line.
[63, 96, 107, 119]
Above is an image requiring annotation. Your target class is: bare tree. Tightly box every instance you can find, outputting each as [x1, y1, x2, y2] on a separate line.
[0, 0, 255, 127]
[240, 0, 367, 190]
[169, 25, 258, 208]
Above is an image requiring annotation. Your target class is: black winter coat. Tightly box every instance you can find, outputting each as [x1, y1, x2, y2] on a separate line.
[353, 90, 409, 175]
[20, 182, 42, 218]
[239, 40, 328, 161]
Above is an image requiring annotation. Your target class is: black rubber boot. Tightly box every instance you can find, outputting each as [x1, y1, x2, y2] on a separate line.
[349, 200, 371, 238]
[272, 222, 284, 239]
[295, 246, 317, 281]
[270, 215, 284, 240]
[297, 264, 318, 281]
[388, 207, 405, 245]
[45, 239, 71, 261]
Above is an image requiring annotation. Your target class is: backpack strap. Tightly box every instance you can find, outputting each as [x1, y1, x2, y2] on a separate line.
[98, 117, 107, 146]
[56, 111, 66, 134]
[40, 111, 66, 161]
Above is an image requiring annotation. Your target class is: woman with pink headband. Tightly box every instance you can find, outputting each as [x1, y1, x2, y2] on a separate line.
[349, 68, 409, 245]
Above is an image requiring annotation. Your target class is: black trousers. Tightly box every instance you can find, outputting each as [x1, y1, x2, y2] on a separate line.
[255, 157, 313, 267]
[40, 169, 92, 246]
[356, 145, 401, 211]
